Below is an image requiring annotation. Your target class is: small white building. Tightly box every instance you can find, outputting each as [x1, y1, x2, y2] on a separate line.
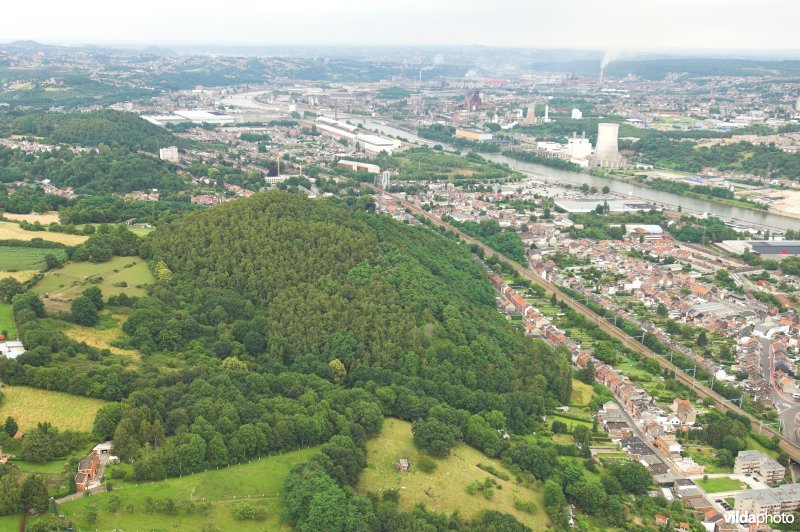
[159, 146, 179, 162]
[0, 341, 25, 359]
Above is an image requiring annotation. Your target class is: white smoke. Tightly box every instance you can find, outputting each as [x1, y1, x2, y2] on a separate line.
[600, 49, 622, 79]
[464, 69, 478, 79]
[421, 54, 444, 73]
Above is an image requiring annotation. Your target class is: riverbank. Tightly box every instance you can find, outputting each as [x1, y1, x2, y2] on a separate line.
[589, 170, 794, 219]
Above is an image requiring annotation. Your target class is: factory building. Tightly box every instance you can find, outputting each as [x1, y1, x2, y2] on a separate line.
[143, 110, 235, 127]
[566, 134, 592, 160]
[571, 108, 583, 119]
[315, 117, 400, 154]
[555, 198, 658, 213]
[455, 128, 493, 141]
[356, 134, 401, 154]
[337, 160, 381, 174]
[750, 241, 800, 258]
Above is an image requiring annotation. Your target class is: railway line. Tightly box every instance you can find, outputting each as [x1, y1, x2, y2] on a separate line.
[372, 185, 800, 464]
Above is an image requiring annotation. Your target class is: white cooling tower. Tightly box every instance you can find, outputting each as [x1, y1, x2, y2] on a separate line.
[593, 122, 622, 167]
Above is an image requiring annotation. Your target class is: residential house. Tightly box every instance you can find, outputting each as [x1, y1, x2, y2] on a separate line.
[75, 454, 99, 491]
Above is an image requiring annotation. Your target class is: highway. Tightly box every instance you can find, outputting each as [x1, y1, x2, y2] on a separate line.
[369, 184, 800, 465]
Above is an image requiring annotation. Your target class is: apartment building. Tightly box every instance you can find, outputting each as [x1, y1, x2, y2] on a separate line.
[735, 483, 800, 516]
[734, 450, 786, 485]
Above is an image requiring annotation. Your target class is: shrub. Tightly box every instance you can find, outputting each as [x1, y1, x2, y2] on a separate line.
[416, 454, 437, 473]
[477, 462, 510, 481]
[233, 501, 267, 521]
[514, 497, 538, 514]
[382, 489, 400, 503]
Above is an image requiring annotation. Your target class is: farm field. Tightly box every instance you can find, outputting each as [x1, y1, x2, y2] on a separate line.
[0, 269, 38, 282]
[0, 304, 16, 338]
[32, 257, 154, 308]
[0, 385, 107, 432]
[64, 313, 140, 360]
[0, 246, 67, 271]
[0, 221, 88, 245]
[697, 476, 749, 493]
[358, 418, 549, 530]
[32, 447, 318, 531]
[2, 211, 61, 225]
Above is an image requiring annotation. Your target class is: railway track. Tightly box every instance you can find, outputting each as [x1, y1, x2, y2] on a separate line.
[372, 186, 800, 463]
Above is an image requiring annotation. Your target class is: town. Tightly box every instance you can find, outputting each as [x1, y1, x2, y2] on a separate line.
[1, 9, 800, 531]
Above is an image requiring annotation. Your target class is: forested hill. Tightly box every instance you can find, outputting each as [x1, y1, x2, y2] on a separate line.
[0, 110, 183, 152]
[141, 191, 572, 403]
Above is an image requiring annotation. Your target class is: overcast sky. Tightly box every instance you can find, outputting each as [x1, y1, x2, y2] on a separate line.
[2, 0, 798, 51]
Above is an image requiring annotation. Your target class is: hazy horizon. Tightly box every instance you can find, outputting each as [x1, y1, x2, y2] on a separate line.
[3, 0, 799, 53]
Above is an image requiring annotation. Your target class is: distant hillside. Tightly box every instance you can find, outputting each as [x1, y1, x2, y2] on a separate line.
[1, 110, 183, 152]
[530, 58, 800, 79]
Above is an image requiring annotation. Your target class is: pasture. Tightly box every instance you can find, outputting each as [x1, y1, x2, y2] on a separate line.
[0, 221, 88, 245]
[30, 447, 317, 531]
[33, 257, 154, 306]
[2, 212, 61, 225]
[65, 313, 140, 360]
[0, 384, 107, 432]
[0, 304, 16, 338]
[0, 270, 38, 283]
[358, 418, 549, 530]
[0, 246, 67, 271]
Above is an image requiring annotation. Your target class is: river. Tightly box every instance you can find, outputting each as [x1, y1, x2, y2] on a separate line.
[220, 91, 798, 231]
[360, 120, 800, 231]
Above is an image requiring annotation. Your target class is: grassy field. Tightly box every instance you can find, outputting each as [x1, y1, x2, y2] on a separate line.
[31, 447, 317, 531]
[550, 414, 593, 431]
[0, 221, 88, 245]
[0, 304, 16, 339]
[697, 476, 749, 493]
[2, 212, 61, 225]
[65, 313, 140, 360]
[0, 269, 38, 283]
[684, 445, 728, 474]
[570, 379, 594, 407]
[358, 418, 549, 530]
[0, 246, 67, 271]
[0, 385, 107, 432]
[33, 257, 154, 309]
[746, 435, 779, 458]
